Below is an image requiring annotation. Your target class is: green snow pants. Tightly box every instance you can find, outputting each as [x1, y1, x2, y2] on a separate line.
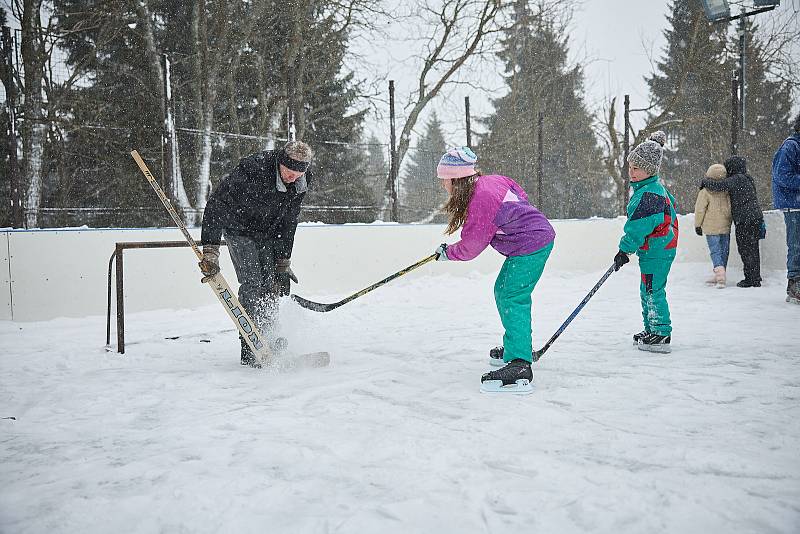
[494, 241, 553, 363]
[638, 255, 674, 336]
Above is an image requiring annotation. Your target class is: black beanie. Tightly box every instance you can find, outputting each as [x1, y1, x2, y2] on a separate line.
[724, 155, 747, 176]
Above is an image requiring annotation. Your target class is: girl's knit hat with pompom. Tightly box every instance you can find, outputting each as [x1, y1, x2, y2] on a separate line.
[628, 131, 667, 177]
[436, 146, 478, 180]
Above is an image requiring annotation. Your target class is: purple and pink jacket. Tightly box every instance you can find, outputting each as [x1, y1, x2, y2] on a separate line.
[445, 175, 556, 261]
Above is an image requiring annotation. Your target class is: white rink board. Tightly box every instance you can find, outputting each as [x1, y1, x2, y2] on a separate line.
[0, 211, 789, 321]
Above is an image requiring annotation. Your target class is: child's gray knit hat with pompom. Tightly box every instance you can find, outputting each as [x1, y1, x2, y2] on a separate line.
[628, 131, 667, 177]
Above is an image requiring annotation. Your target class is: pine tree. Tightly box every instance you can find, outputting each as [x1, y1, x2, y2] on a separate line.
[401, 113, 448, 222]
[647, 1, 793, 212]
[646, 0, 730, 212]
[47, 0, 373, 226]
[298, 40, 374, 224]
[48, 0, 166, 226]
[477, 1, 606, 219]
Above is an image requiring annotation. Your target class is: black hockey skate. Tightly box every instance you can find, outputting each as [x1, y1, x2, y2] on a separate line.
[636, 333, 671, 354]
[488, 346, 505, 367]
[480, 359, 533, 394]
[632, 330, 648, 345]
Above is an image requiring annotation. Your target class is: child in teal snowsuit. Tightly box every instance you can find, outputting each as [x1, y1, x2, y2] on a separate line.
[613, 131, 678, 353]
[433, 147, 556, 391]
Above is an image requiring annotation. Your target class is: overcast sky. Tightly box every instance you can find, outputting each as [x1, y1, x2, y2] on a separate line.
[354, 0, 797, 148]
[351, 1, 673, 146]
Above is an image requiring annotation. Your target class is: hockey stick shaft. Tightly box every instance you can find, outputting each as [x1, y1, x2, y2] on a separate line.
[130, 150, 272, 360]
[131, 151, 202, 259]
[291, 253, 438, 312]
[532, 264, 615, 362]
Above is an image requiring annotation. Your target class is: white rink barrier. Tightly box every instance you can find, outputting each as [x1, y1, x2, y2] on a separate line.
[0, 211, 789, 321]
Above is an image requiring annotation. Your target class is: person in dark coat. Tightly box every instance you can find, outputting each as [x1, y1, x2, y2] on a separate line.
[198, 141, 314, 366]
[771, 112, 800, 304]
[700, 155, 764, 287]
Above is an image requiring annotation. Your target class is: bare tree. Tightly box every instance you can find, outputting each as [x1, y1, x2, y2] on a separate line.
[189, 0, 256, 222]
[596, 8, 711, 216]
[380, 0, 505, 217]
[133, 0, 191, 216]
[189, 0, 385, 221]
[378, 0, 576, 219]
[749, 2, 800, 101]
[18, 0, 47, 227]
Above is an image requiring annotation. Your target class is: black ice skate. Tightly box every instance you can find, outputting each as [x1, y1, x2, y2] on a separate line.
[480, 359, 533, 394]
[488, 346, 505, 367]
[636, 333, 671, 354]
[632, 330, 648, 345]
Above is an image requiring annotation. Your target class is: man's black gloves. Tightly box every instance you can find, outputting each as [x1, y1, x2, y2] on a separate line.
[613, 250, 630, 271]
[275, 258, 298, 296]
[695, 226, 703, 236]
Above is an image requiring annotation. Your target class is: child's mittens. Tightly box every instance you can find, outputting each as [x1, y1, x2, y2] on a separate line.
[613, 250, 629, 271]
[435, 243, 449, 261]
[695, 227, 703, 236]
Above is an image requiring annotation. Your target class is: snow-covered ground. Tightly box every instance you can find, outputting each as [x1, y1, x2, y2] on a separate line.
[1, 262, 799, 533]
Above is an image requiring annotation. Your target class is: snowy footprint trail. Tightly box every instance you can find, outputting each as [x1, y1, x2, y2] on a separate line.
[1, 263, 799, 533]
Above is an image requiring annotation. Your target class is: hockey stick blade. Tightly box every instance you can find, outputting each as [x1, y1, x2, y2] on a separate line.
[290, 295, 341, 313]
[290, 253, 438, 313]
[270, 351, 331, 371]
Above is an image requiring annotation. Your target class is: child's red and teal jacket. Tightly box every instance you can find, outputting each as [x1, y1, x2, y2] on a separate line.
[619, 175, 679, 260]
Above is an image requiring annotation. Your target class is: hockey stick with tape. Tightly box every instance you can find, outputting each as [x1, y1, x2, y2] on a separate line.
[291, 253, 438, 312]
[130, 150, 274, 363]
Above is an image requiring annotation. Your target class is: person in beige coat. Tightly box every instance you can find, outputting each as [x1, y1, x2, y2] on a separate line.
[694, 163, 732, 288]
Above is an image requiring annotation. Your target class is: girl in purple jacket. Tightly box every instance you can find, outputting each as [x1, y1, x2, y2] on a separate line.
[434, 147, 555, 393]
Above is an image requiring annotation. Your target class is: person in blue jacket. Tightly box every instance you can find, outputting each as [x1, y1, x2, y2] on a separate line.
[772, 113, 800, 304]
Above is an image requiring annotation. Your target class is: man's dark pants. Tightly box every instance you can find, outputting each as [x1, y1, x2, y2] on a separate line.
[225, 233, 281, 358]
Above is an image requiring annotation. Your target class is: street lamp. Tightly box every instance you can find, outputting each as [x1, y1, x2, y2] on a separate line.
[700, 0, 781, 154]
[701, 0, 731, 22]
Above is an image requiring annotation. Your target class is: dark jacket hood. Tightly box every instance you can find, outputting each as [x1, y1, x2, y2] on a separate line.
[724, 156, 748, 176]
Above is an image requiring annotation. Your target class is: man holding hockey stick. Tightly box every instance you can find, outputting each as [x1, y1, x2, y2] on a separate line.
[199, 141, 313, 367]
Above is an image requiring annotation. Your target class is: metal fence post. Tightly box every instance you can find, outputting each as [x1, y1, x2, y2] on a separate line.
[389, 80, 398, 222]
[623, 94, 631, 214]
[465, 96, 472, 147]
[115, 244, 125, 354]
[731, 70, 739, 155]
[537, 111, 543, 208]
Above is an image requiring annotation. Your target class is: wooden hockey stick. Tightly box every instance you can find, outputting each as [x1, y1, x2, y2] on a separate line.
[130, 150, 273, 362]
[291, 253, 438, 312]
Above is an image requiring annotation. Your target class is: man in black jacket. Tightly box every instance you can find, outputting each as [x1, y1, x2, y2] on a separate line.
[199, 141, 313, 366]
[700, 155, 764, 287]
